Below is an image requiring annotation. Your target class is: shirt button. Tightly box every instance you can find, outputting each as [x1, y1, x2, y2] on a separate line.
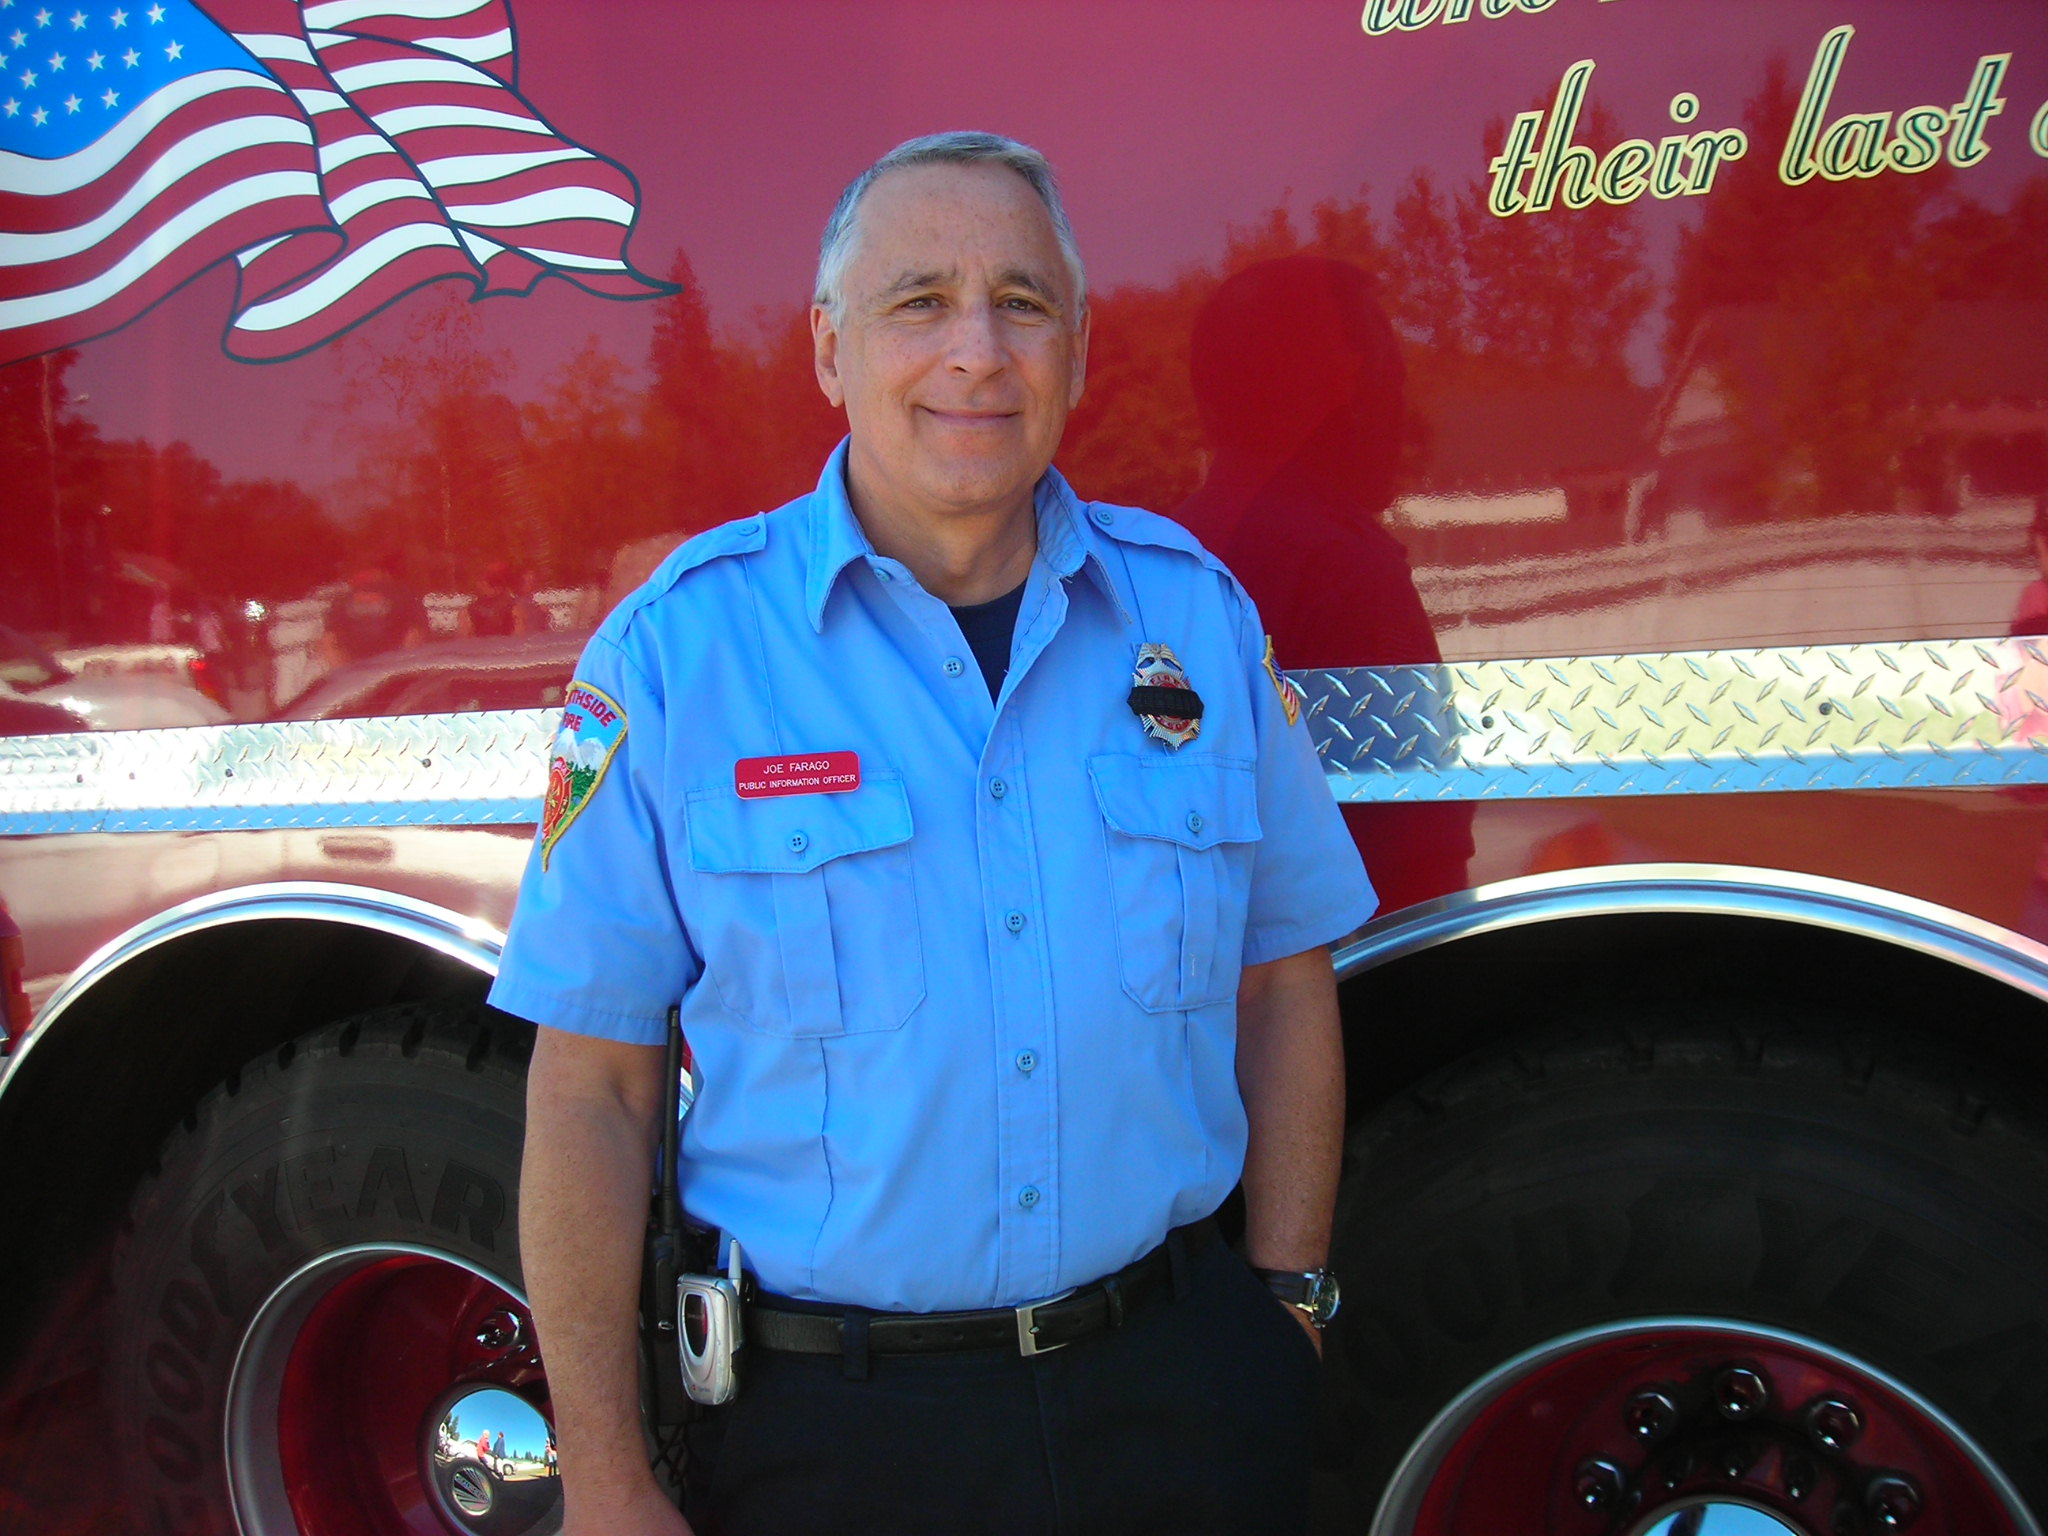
[989, 777, 1007, 800]
[787, 831, 808, 854]
[1186, 811, 1204, 835]
[1092, 507, 1114, 526]
[1005, 910, 1027, 934]
[943, 656, 965, 678]
[1017, 1185, 1041, 1210]
[1015, 1049, 1038, 1074]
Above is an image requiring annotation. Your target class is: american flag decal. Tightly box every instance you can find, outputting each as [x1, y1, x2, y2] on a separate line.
[0, 0, 673, 368]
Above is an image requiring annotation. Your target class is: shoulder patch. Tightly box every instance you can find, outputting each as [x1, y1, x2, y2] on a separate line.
[1262, 636, 1306, 728]
[541, 680, 628, 869]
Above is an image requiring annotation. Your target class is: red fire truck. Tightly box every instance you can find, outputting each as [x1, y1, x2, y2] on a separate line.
[4, 2, 2048, 1533]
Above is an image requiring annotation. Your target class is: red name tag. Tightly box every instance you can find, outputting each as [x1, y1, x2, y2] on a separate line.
[734, 751, 863, 799]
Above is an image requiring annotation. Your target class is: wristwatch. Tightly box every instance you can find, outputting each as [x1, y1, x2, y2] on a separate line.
[1255, 1266, 1341, 1328]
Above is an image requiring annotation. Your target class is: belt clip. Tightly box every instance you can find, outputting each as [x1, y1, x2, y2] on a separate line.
[1015, 1289, 1075, 1356]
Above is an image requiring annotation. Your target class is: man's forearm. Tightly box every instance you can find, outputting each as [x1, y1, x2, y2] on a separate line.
[520, 1030, 671, 1518]
[1234, 946, 1345, 1272]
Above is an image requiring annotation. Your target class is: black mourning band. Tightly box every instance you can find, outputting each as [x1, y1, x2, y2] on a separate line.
[1127, 686, 1205, 720]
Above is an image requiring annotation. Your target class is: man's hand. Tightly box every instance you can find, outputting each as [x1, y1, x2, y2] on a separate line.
[521, 1026, 686, 1536]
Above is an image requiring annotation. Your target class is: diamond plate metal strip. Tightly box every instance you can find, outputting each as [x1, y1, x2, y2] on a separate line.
[1300, 636, 2048, 802]
[0, 710, 556, 834]
[3, 638, 2046, 833]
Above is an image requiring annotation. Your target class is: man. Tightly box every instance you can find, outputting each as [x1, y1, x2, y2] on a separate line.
[490, 133, 1374, 1536]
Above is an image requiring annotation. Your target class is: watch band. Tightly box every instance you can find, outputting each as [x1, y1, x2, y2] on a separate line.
[1254, 1266, 1340, 1327]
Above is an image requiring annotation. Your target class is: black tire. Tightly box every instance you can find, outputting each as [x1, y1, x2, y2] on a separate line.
[109, 1001, 535, 1536]
[1314, 1010, 2048, 1533]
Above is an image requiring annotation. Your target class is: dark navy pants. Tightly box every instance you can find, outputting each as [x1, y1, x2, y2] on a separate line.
[682, 1237, 1321, 1535]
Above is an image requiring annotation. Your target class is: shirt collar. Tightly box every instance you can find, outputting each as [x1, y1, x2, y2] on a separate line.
[1036, 463, 1134, 625]
[804, 439, 872, 632]
[804, 439, 1131, 631]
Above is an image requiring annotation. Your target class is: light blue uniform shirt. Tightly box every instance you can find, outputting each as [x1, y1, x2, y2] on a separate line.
[491, 442, 1375, 1312]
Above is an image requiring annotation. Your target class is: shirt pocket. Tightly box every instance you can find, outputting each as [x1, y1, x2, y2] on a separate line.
[1088, 753, 1263, 1013]
[683, 774, 925, 1038]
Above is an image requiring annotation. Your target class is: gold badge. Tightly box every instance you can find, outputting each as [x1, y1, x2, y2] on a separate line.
[1129, 643, 1204, 749]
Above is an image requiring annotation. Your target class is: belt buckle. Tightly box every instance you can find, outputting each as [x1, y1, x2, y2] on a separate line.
[1014, 1288, 1076, 1356]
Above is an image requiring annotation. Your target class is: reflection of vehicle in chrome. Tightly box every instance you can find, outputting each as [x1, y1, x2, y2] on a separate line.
[0, 625, 229, 730]
[279, 632, 585, 721]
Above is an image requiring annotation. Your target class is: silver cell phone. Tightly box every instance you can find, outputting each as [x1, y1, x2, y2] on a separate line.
[676, 1238, 746, 1406]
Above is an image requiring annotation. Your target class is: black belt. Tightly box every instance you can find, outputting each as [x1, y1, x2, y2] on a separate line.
[747, 1216, 1220, 1360]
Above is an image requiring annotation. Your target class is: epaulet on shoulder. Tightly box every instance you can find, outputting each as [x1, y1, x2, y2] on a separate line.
[657, 512, 770, 586]
[1092, 503, 1232, 577]
[605, 512, 770, 635]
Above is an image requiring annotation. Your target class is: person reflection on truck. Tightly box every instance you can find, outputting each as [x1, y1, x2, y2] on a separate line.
[1178, 255, 1474, 911]
[467, 560, 538, 638]
[320, 555, 426, 668]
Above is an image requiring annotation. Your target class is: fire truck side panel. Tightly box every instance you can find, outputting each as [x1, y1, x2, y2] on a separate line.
[5, 2, 2048, 1532]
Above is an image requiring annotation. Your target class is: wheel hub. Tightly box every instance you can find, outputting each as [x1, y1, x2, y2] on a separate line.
[227, 1245, 558, 1536]
[1633, 1503, 1805, 1536]
[422, 1383, 563, 1535]
[1373, 1320, 2039, 1536]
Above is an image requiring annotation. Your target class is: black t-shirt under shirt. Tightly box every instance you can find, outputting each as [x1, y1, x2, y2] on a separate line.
[949, 580, 1027, 701]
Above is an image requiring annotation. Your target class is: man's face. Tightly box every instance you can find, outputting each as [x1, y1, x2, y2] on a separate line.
[812, 161, 1090, 527]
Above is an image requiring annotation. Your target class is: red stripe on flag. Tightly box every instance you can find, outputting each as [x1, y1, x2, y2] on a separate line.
[0, 80, 326, 366]
[0, 81, 311, 233]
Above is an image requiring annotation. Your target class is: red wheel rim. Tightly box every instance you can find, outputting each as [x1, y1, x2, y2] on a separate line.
[1376, 1320, 2037, 1536]
[227, 1247, 549, 1536]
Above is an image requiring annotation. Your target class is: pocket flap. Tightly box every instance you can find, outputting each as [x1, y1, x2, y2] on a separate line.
[1088, 753, 1261, 850]
[686, 775, 913, 874]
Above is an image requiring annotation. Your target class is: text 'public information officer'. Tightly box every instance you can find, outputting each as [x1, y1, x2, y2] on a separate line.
[490, 132, 1376, 1536]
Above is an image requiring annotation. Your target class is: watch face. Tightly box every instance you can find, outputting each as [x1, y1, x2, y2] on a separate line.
[1307, 1271, 1341, 1325]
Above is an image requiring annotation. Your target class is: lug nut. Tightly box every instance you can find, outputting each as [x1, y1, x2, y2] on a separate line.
[1721, 1443, 1755, 1482]
[1786, 1454, 1818, 1502]
[1714, 1365, 1771, 1421]
[1808, 1397, 1864, 1454]
[1867, 1474, 1923, 1530]
[1574, 1459, 1627, 1510]
[1625, 1389, 1680, 1443]
[474, 1309, 522, 1351]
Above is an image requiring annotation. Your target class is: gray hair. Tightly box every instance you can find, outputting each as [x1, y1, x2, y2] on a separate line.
[813, 131, 1088, 319]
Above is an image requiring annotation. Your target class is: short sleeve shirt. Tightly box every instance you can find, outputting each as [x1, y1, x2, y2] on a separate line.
[490, 441, 1375, 1312]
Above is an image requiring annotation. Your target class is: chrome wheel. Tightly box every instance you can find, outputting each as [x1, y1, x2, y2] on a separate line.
[226, 1243, 561, 1536]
